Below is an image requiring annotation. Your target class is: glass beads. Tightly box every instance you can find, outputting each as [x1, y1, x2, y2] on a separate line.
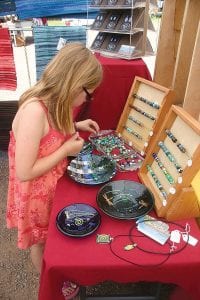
[133, 93, 160, 109]
[158, 141, 183, 174]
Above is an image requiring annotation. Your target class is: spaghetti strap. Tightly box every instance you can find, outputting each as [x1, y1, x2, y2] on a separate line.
[40, 101, 52, 127]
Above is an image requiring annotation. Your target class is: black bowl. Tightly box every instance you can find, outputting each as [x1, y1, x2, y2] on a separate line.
[56, 203, 101, 237]
[97, 180, 154, 220]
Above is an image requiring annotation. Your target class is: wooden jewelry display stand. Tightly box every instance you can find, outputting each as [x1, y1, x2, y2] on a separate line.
[139, 105, 200, 221]
[89, 0, 156, 59]
[116, 76, 175, 156]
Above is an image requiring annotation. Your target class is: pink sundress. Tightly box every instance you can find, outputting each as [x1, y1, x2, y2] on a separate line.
[6, 102, 69, 249]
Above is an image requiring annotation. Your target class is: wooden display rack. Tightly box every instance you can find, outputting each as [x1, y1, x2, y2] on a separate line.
[116, 76, 175, 155]
[139, 105, 200, 221]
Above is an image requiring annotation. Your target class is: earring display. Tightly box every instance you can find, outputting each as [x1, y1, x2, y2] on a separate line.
[106, 36, 121, 51]
[89, 0, 155, 60]
[146, 164, 168, 202]
[92, 12, 108, 29]
[90, 0, 103, 4]
[133, 93, 160, 109]
[106, 14, 121, 30]
[107, 0, 118, 5]
[158, 141, 183, 174]
[124, 0, 136, 5]
[91, 32, 106, 49]
[119, 14, 132, 31]
[129, 104, 156, 121]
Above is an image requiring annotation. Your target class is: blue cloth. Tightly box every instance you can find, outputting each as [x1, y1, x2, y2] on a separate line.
[0, 0, 16, 16]
[15, 0, 97, 19]
[33, 25, 86, 80]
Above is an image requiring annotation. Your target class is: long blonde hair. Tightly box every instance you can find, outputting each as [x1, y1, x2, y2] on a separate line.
[19, 42, 103, 133]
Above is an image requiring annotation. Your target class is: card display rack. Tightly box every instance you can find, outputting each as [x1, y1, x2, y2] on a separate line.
[89, 0, 156, 59]
[139, 105, 200, 221]
[116, 76, 175, 156]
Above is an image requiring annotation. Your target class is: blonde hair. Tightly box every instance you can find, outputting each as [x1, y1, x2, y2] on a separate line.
[19, 42, 103, 133]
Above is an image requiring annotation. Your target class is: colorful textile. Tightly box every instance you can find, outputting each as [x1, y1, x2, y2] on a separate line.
[15, 0, 97, 19]
[0, 0, 16, 16]
[0, 28, 17, 90]
[33, 25, 86, 80]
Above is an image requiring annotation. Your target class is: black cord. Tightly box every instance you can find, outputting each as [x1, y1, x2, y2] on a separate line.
[108, 219, 189, 268]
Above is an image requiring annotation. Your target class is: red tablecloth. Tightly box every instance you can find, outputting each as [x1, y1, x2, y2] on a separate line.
[39, 172, 200, 300]
[76, 55, 151, 129]
[39, 56, 199, 300]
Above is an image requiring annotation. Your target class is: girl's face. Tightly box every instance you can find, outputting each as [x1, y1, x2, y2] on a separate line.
[72, 88, 95, 107]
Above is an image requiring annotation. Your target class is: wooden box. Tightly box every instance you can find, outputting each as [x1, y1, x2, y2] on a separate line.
[139, 105, 200, 221]
[116, 76, 175, 155]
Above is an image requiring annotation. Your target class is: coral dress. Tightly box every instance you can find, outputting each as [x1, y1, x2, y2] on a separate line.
[6, 102, 69, 249]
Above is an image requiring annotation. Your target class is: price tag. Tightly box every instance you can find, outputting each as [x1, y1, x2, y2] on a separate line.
[182, 233, 198, 246]
[170, 230, 181, 243]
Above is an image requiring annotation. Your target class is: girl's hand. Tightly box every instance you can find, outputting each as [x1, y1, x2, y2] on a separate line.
[75, 119, 99, 134]
[63, 132, 84, 156]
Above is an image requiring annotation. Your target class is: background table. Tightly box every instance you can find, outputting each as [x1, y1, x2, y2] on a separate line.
[39, 172, 200, 300]
[75, 55, 152, 129]
[39, 56, 200, 300]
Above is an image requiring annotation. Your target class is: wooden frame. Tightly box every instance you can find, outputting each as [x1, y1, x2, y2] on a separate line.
[154, 0, 200, 106]
[116, 76, 175, 155]
[183, 20, 200, 120]
[153, 0, 186, 88]
[139, 105, 200, 221]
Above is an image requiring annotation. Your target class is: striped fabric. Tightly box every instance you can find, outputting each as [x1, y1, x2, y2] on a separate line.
[0, 0, 16, 16]
[33, 25, 86, 80]
[15, 0, 96, 19]
[0, 28, 17, 90]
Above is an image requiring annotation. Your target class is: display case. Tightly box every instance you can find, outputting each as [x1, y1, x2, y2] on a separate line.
[139, 105, 200, 221]
[89, 0, 156, 59]
[116, 76, 175, 156]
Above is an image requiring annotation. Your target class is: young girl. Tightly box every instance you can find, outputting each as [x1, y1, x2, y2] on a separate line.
[6, 42, 103, 299]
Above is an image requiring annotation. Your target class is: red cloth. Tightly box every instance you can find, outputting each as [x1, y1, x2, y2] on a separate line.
[76, 54, 151, 130]
[0, 28, 17, 90]
[39, 172, 200, 300]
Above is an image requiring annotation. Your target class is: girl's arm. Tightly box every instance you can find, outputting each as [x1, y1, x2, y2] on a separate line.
[15, 103, 84, 181]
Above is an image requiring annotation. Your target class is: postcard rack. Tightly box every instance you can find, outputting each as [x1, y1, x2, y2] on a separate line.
[116, 76, 175, 156]
[139, 105, 200, 221]
[89, 0, 155, 59]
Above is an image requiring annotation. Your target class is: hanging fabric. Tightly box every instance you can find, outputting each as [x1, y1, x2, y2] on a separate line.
[0, 28, 17, 90]
[0, 0, 16, 16]
[33, 25, 86, 80]
[15, 0, 97, 19]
